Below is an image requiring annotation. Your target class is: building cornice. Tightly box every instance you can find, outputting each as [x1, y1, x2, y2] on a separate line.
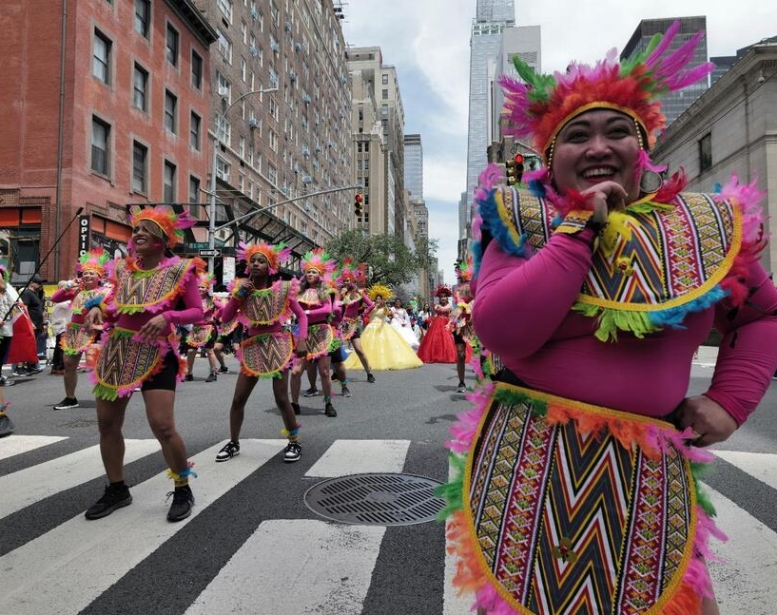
[166, 0, 218, 46]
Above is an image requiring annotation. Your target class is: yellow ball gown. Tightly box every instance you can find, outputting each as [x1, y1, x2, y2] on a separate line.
[343, 306, 423, 371]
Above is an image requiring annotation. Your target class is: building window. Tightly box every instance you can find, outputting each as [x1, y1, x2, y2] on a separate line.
[240, 58, 247, 82]
[267, 163, 277, 185]
[269, 130, 278, 152]
[134, 0, 150, 38]
[216, 156, 230, 180]
[132, 141, 148, 193]
[382, 74, 388, 85]
[164, 91, 177, 134]
[217, 30, 232, 63]
[190, 112, 201, 150]
[215, 115, 231, 144]
[163, 161, 177, 203]
[191, 51, 203, 89]
[217, 0, 233, 21]
[699, 133, 712, 173]
[93, 30, 112, 84]
[381, 104, 388, 116]
[91, 116, 110, 176]
[166, 24, 179, 66]
[133, 63, 148, 111]
[216, 72, 231, 104]
[189, 176, 201, 204]
[382, 89, 388, 100]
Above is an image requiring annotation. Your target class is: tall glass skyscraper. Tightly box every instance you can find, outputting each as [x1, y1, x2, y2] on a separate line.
[462, 0, 515, 244]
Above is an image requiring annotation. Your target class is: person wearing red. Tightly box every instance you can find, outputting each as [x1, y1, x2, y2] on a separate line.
[84, 205, 204, 523]
[448, 258, 475, 393]
[215, 242, 308, 463]
[50, 248, 112, 410]
[416, 284, 457, 363]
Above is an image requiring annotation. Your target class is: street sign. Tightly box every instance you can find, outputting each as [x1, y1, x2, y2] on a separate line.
[199, 249, 221, 258]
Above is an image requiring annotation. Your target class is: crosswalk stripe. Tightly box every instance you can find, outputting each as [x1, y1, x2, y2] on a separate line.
[0, 439, 287, 615]
[706, 485, 777, 615]
[444, 463, 474, 615]
[0, 439, 160, 520]
[184, 520, 386, 615]
[305, 439, 411, 477]
[713, 449, 777, 491]
[0, 435, 67, 462]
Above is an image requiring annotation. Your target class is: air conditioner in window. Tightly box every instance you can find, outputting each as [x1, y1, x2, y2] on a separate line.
[248, 117, 259, 129]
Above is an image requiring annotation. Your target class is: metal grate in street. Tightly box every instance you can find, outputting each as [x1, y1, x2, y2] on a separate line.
[304, 472, 445, 526]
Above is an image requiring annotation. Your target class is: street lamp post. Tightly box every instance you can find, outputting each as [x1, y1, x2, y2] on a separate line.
[208, 87, 278, 275]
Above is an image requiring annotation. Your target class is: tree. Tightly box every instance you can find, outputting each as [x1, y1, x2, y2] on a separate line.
[325, 230, 438, 288]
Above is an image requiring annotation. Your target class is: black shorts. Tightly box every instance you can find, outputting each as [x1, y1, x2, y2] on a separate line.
[329, 345, 347, 364]
[453, 332, 466, 346]
[350, 327, 361, 340]
[216, 331, 234, 345]
[142, 352, 179, 392]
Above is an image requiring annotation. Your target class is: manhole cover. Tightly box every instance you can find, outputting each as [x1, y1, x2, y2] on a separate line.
[304, 473, 446, 526]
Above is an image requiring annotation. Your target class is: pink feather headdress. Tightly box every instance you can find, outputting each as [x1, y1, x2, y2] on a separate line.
[336, 258, 367, 287]
[301, 248, 336, 277]
[77, 248, 111, 276]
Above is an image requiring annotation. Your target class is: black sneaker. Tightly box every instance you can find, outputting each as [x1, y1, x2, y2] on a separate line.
[331, 371, 339, 381]
[324, 402, 337, 417]
[291, 402, 301, 416]
[85, 483, 132, 520]
[284, 441, 302, 463]
[367, 373, 376, 383]
[218, 366, 229, 374]
[303, 387, 319, 397]
[205, 371, 218, 383]
[54, 397, 80, 411]
[0, 377, 15, 387]
[457, 382, 467, 393]
[184, 374, 194, 382]
[166, 485, 195, 522]
[341, 385, 351, 397]
[0, 413, 15, 438]
[215, 440, 240, 462]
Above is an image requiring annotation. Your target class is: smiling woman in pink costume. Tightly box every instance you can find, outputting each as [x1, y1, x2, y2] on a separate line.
[416, 284, 458, 363]
[439, 23, 777, 615]
[50, 248, 112, 411]
[215, 241, 307, 464]
[85, 205, 205, 524]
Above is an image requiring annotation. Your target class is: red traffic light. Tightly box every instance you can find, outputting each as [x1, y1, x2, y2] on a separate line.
[514, 154, 524, 165]
[355, 193, 363, 203]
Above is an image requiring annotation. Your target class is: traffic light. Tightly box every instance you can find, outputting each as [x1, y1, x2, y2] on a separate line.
[354, 193, 364, 217]
[505, 154, 522, 186]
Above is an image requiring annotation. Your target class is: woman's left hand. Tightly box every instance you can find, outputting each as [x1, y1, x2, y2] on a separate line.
[674, 395, 738, 447]
[136, 315, 168, 342]
[295, 338, 308, 357]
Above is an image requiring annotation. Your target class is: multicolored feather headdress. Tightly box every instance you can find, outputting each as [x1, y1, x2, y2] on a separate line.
[128, 205, 195, 248]
[500, 20, 714, 164]
[197, 271, 214, 288]
[237, 241, 291, 275]
[367, 283, 394, 302]
[454, 257, 474, 284]
[77, 248, 111, 276]
[301, 248, 336, 277]
[336, 258, 367, 287]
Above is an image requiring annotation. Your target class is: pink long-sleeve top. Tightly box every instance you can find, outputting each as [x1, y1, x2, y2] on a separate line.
[51, 286, 105, 325]
[220, 288, 308, 339]
[104, 259, 204, 336]
[474, 230, 777, 425]
[297, 286, 335, 325]
[341, 291, 374, 319]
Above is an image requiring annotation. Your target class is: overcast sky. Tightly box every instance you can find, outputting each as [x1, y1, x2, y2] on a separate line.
[341, 0, 775, 285]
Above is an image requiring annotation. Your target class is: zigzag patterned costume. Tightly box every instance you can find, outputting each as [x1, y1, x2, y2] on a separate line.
[221, 278, 307, 378]
[51, 285, 112, 355]
[91, 256, 205, 400]
[296, 286, 336, 360]
[440, 22, 777, 615]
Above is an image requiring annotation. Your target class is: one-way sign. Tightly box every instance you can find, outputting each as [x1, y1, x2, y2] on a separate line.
[198, 248, 221, 258]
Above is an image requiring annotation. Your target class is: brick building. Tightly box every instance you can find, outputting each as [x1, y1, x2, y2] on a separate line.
[0, 0, 217, 283]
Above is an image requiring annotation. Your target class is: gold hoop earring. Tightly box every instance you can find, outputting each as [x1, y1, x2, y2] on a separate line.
[639, 170, 663, 194]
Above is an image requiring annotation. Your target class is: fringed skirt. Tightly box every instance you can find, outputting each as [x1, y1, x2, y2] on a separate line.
[441, 382, 721, 615]
[93, 328, 181, 400]
[237, 331, 294, 378]
[339, 316, 361, 341]
[61, 323, 96, 355]
[305, 323, 336, 361]
[186, 324, 214, 348]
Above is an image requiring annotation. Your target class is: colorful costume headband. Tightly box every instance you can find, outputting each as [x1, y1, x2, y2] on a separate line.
[434, 284, 452, 299]
[500, 20, 714, 164]
[454, 257, 474, 284]
[77, 248, 111, 276]
[301, 248, 336, 277]
[198, 271, 214, 288]
[128, 205, 195, 248]
[237, 241, 291, 275]
[367, 283, 393, 302]
[336, 258, 367, 287]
